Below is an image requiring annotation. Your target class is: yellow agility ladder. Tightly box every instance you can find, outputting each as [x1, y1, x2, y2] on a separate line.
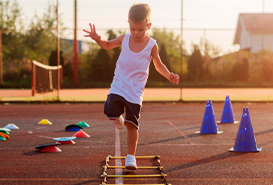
[100, 155, 171, 185]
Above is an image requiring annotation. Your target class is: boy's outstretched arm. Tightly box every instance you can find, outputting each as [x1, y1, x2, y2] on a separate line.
[151, 43, 179, 84]
[83, 23, 124, 50]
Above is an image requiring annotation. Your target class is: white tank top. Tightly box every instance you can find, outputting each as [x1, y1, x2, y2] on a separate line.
[109, 33, 156, 105]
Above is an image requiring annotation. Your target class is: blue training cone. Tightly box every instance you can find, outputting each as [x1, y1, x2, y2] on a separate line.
[196, 100, 223, 134]
[230, 107, 261, 152]
[217, 95, 239, 124]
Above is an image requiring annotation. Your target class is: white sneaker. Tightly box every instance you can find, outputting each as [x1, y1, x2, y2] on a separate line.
[125, 154, 137, 170]
[112, 116, 125, 130]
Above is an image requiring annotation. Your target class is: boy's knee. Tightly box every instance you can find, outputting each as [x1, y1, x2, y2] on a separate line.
[104, 104, 122, 118]
[104, 109, 114, 118]
[125, 121, 139, 130]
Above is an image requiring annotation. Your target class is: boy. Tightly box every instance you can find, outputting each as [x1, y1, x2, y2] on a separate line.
[83, 3, 179, 170]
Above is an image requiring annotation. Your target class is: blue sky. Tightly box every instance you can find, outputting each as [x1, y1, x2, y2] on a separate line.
[10, 0, 273, 55]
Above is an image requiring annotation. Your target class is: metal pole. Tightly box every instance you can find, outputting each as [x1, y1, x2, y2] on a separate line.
[0, 3, 3, 85]
[56, 0, 60, 99]
[203, 29, 206, 55]
[261, 0, 264, 52]
[73, 0, 79, 87]
[261, 0, 264, 81]
[31, 61, 35, 96]
[0, 28, 2, 84]
[179, 0, 183, 101]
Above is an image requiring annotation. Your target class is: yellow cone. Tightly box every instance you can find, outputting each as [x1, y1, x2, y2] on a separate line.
[38, 119, 52, 125]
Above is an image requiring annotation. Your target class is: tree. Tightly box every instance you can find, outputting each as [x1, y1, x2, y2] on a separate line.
[261, 58, 273, 82]
[232, 57, 248, 82]
[199, 38, 221, 59]
[90, 30, 120, 84]
[151, 27, 185, 73]
[187, 45, 204, 81]
[48, 50, 64, 66]
[1, 0, 24, 61]
[24, 3, 59, 63]
[1, 0, 26, 83]
[147, 28, 186, 85]
[199, 38, 220, 82]
[91, 48, 111, 82]
[151, 28, 181, 54]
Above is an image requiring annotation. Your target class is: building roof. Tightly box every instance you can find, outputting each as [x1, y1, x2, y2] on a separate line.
[234, 13, 273, 44]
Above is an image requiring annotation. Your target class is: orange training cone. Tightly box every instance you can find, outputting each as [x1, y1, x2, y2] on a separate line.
[35, 143, 62, 153]
[40, 145, 62, 153]
[73, 131, 90, 138]
[0, 132, 9, 139]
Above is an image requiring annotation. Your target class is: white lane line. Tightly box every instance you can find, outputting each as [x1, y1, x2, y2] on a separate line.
[168, 122, 195, 145]
[38, 135, 53, 139]
[35, 127, 45, 130]
[115, 127, 123, 184]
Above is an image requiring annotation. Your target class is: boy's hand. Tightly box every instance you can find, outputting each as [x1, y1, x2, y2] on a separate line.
[83, 23, 101, 41]
[170, 72, 179, 84]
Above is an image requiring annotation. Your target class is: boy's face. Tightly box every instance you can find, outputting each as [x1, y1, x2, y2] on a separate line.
[128, 21, 151, 42]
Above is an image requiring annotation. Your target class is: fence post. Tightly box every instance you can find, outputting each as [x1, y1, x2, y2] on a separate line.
[31, 61, 35, 96]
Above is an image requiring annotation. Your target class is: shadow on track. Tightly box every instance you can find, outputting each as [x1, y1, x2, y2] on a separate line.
[23, 151, 45, 156]
[165, 151, 247, 173]
[138, 132, 204, 146]
[255, 128, 273, 136]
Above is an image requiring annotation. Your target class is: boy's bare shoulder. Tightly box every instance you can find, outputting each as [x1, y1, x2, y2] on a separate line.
[151, 42, 159, 51]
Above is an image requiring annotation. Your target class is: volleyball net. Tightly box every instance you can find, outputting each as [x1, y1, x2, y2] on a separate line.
[31, 60, 63, 96]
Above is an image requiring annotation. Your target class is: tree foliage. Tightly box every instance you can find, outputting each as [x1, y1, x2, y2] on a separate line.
[24, 3, 60, 63]
[1, 1, 68, 86]
[2, 1, 273, 88]
[187, 45, 204, 81]
[48, 50, 64, 66]
[89, 29, 119, 83]
[232, 57, 248, 82]
[1, 0, 24, 61]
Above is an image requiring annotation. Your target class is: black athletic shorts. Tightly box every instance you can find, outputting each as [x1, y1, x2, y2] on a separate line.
[104, 94, 141, 129]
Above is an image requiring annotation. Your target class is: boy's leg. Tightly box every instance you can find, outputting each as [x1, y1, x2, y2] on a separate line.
[104, 94, 125, 130]
[110, 116, 125, 130]
[126, 121, 139, 156]
[105, 94, 140, 170]
[124, 102, 140, 170]
[125, 121, 138, 170]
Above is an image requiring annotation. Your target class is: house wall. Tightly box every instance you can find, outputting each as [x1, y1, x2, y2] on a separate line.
[240, 30, 251, 50]
[251, 33, 273, 53]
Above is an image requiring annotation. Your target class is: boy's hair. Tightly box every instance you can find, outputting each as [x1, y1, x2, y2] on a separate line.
[128, 3, 151, 24]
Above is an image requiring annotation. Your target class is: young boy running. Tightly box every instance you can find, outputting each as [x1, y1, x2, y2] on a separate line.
[83, 3, 179, 170]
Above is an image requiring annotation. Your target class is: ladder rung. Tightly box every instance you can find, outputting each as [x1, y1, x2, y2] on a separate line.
[100, 184, 171, 185]
[101, 174, 167, 178]
[103, 166, 163, 169]
[107, 156, 160, 159]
